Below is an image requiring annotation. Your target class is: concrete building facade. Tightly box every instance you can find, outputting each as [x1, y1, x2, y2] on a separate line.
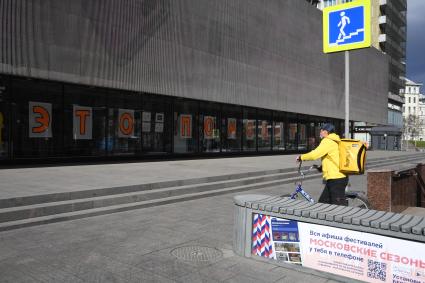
[402, 78, 425, 140]
[0, 0, 388, 162]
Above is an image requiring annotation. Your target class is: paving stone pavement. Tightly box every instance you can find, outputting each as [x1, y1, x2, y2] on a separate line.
[1, 151, 422, 282]
[0, 150, 418, 199]
[0, 177, 363, 283]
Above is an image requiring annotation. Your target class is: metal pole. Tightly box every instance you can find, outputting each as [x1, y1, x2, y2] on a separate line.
[345, 50, 349, 139]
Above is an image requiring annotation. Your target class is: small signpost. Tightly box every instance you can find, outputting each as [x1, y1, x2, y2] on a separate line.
[323, 0, 371, 138]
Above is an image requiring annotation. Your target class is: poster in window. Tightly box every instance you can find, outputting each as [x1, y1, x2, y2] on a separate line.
[274, 122, 284, 144]
[29, 101, 52, 138]
[180, 114, 192, 139]
[204, 116, 215, 140]
[261, 121, 269, 140]
[155, 113, 164, 123]
[289, 123, 297, 140]
[246, 120, 255, 140]
[300, 125, 306, 141]
[155, 122, 164, 133]
[142, 111, 151, 122]
[227, 118, 237, 140]
[73, 105, 92, 140]
[118, 109, 134, 138]
[274, 123, 281, 141]
[142, 122, 151, 133]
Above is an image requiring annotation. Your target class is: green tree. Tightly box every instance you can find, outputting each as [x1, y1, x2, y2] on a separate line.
[403, 114, 424, 143]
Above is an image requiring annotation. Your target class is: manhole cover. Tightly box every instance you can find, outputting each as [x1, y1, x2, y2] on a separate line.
[170, 246, 223, 263]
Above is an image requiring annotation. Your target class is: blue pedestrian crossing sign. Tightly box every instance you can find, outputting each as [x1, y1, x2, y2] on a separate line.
[323, 0, 371, 53]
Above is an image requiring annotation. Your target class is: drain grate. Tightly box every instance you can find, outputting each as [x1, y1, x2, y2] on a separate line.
[170, 246, 223, 263]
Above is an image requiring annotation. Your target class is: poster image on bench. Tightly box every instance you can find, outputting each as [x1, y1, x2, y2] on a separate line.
[252, 214, 425, 283]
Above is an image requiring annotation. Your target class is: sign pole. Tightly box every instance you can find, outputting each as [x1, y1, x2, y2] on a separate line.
[345, 50, 349, 139]
[323, 0, 371, 139]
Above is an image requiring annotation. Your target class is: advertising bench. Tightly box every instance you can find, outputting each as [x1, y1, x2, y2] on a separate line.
[233, 194, 425, 283]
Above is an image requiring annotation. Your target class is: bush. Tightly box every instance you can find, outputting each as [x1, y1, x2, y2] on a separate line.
[409, 140, 425, 148]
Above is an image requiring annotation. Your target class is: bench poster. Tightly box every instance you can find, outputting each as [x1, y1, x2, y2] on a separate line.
[252, 214, 425, 283]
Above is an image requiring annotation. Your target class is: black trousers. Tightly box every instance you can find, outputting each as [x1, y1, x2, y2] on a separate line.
[318, 177, 349, 206]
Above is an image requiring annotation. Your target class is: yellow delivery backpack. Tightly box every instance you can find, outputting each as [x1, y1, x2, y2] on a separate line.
[338, 139, 367, 175]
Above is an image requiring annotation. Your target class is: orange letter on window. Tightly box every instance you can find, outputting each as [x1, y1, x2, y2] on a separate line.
[32, 106, 50, 133]
[262, 121, 268, 139]
[228, 119, 236, 137]
[120, 113, 134, 135]
[181, 116, 191, 138]
[204, 117, 214, 138]
[75, 110, 90, 135]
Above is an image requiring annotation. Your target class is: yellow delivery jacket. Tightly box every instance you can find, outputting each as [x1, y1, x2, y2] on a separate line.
[301, 133, 346, 180]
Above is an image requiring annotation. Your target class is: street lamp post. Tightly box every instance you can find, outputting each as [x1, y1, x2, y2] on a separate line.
[384, 133, 387, 150]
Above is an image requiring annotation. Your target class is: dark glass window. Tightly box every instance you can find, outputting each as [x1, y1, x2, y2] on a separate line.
[141, 94, 172, 154]
[0, 102, 7, 160]
[336, 120, 345, 138]
[11, 78, 64, 158]
[0, 77, 9, 160]
[286, 113, 298, 150]
[174, 99, 198, 153]
[243, 108, 257, 151]
[258, 110, 272, 151]
[199, 102, 221, 153]
[3, 76, 350, 161]
[63, 85, 107, 157]
[307, 122, 321, 149]
[107, 90, 142, 156]
[221, 104, 242, 152]
[298, 121, 308, 150]
[273, 112, 285, 151]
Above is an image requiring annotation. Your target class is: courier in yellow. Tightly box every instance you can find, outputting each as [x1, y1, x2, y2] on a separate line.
[296, 123, 348, 205]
